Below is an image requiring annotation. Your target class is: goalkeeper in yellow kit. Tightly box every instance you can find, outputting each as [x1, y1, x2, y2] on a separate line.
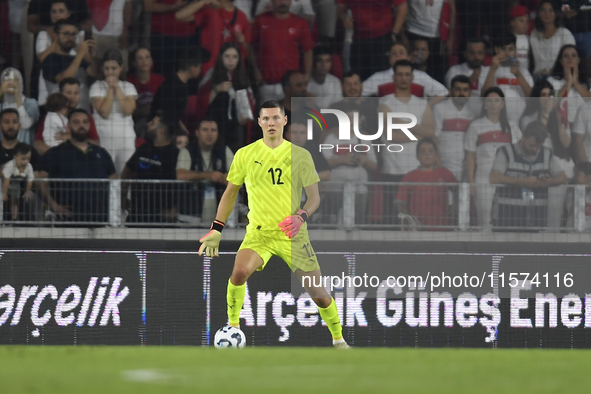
[199, 100, 349, 349]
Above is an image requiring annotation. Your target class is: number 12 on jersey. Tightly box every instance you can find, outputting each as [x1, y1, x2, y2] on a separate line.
[268, 168, 284, 185]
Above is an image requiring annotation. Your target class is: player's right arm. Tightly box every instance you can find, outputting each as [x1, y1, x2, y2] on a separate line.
[215, 182, 241, 223]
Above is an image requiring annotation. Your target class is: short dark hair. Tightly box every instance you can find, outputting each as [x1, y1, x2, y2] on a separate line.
[281, 70, 300, 89]
[177, 49, 205, 71]
[102, 48, 124, 67]
[393, 59, 414, 73]
[313, 44, 332, 60]
[132, 46, 151, 61]
[493, 34, 516, 49]
[15, 143, 32, 156]
[450, 75, 471, 88]
[53, 18, 77, 34]
[197, 117, 218, 130]
[416, 138, 438, 155]
[342, 71, 361, 82]
[258, 100, 285, 117]
[67, 108, 89, 122]
[0, 108, 20, 121]
[466, 37, 487, 49]
[522, 120, 548, 144]
[59, 77, 80, 91]
[45, 92, 69, 112]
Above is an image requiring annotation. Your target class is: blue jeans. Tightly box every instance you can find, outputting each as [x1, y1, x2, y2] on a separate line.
[574, 32, 591, 59]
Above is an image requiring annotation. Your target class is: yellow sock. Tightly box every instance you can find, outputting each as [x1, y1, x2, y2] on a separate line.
[227, 278, 245, 327]
[318, 298, 343, 340]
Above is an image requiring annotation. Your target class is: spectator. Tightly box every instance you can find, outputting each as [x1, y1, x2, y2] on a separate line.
[27, 0, 91, 35]
[197, 42, 254, 153]
[255, 0, 315, 26]
[490, 120, 567, 229]
[279, 70, 315, 129]
[0, 108, 42, 171]
[121, 116, 185, 223]
[251, 0, 315, 102]
[410, 38, 430, 74]
[530, 0, 576, 78]
[35, 0, 82, 106]
[307, 45, 343, 109]
[127, 47, 165, 139]
[562, 0, 591, 79]
[38, 108, 117, 222]
[41, 18, 97, 111]
[2, 143, 34, 221]
[337, 0, 408, 81]
[406, 0, 456, 82]
[42, 92, 69, 147]
[341, 71, 362, 99]
[520, 80, 573, 178]
[151, 48, 210, 132]
[34, 77, 100, 155]
[175, 130, 189, 149]
[395, 138, 458, 230]
[322, 106, 378, 224]
[465, 87, 522, 230]
[433, 75, 479, 181]
[177, 118, 233, 222]
[86, 0, 131, 65]
[6, 0, 26, 70]
[144, 0, 200, 74]
[285, 120, 331, 181]
[361, 42, 448, 99]
[565, 161, 591, 230]
[175, 0, 251, 75]
[547, 44, 591, 125]
[90, 48, 138, 175]
[521, 80, 574, 230]
[0, 68, 40, 145]
[378, 59, 435, 223]
[445, 38, 490, 97]
[510, 5, 531, 73]
[482, 35, 533, 124]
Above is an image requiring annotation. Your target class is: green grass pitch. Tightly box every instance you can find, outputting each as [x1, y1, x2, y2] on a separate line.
[1, 346, 588, 393]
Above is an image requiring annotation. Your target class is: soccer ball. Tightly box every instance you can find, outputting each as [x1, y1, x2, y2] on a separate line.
[214, 326, 246, 349]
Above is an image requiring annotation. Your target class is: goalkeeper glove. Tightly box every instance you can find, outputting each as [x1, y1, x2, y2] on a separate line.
[199, 220, 225, 257]
[278, 209, 308, 239]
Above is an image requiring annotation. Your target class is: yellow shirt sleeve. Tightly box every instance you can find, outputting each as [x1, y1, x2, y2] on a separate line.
[226, 148, 245, 186]
[299, 148, 320, 188]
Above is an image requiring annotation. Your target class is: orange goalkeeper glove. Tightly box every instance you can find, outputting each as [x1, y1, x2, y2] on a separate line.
[199, 220, 224, 257]
[278, 209, 308, 239]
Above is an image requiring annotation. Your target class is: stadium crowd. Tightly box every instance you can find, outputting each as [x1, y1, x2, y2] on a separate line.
[1, 0, 591, 231]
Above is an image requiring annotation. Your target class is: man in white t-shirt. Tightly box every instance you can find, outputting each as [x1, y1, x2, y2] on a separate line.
[509, 5, 531, 73]
[444, 38, 489, 97]
[378, 59, 434, 223]
[482, 34, 533, 124]
[362, 42, 448, 99]
[433, 75, 479, 181]
[307, 45, 343, 109]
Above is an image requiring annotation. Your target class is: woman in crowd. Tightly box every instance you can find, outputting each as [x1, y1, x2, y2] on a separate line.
[530, 1, 576, 78]
[127, 47, 165, 140]
[465, 87, 522, 230]
[521, 80, 574, 229]
[0, 68, 39, 145]
[197, 42, 253, 153]
[547, 44, 591, 126]
[90, 48, 137, 174]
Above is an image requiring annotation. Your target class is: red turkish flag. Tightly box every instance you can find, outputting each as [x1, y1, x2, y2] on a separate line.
[86, 0, 113, 32]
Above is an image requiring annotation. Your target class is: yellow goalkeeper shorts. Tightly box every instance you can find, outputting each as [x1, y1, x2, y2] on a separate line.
[238, 230, 320, 273]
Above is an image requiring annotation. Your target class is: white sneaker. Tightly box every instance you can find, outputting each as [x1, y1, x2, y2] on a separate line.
[332, 339, 351, 349]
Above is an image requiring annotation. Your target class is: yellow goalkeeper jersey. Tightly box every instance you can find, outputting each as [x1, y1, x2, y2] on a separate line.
[227, 139, 319, 232]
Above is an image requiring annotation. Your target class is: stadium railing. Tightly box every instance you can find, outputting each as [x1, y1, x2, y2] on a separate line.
[0, 179, 586, 233]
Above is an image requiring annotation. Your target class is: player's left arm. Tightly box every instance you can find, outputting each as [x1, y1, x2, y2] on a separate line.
[302, 182, 320, 217]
